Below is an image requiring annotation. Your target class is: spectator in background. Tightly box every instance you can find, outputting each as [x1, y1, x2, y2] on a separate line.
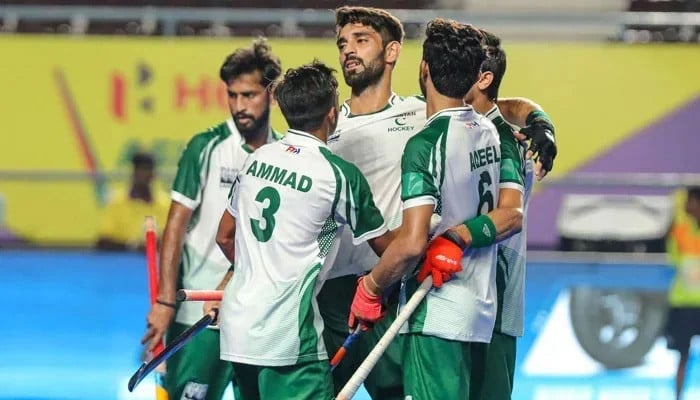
[665, 186, 700, 400]
[95, 151, 169, 251]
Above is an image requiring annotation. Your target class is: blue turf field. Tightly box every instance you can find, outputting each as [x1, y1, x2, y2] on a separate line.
[1, 250, 699, 400]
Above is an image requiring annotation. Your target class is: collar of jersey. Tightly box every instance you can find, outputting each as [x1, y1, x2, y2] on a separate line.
[425, 106, 473, 125]
[341, 93, 399, 118]
[285, 129, 328, 147]
[226, 118, 280, 153]
[484, 104, 502, 120]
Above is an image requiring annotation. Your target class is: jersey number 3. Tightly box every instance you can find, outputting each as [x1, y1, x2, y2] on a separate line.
[250, 186, 280, 242]
[477, 171, 495, 216]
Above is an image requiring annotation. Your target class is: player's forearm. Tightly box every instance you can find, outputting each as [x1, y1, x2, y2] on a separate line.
[368, 229, 397, 257]
[216, 211, 236, 263]
[367, 237, 425, 293]
[488, 207, 523, 242]
[158, 204, 191, 302]
[216, 237, 235, 264]
[453, 208, 522, 249]
[496, 97, 542, 127]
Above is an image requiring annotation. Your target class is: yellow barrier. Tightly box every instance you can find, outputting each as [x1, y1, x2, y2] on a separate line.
[0, 36, 698, 244]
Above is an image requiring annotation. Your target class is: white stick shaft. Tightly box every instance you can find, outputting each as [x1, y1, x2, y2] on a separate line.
[336, 277, 433, 400]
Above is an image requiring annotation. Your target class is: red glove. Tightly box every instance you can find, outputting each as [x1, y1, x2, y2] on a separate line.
[348, 275, 384, 331]
[417, 232, 465, 288]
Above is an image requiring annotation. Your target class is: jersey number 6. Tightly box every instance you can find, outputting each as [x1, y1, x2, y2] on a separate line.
[250, 186, 281, 242]
[477, 171, 495, 216]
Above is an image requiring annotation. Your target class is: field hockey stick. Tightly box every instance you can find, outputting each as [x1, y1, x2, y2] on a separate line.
[177, 290, 363, 370]
[176, 289, 223, 302]
[128, 309, 218, 392]
[336, 277, 433, 400]
[144, 217, 168, 400]
[330, 325, 363, 371]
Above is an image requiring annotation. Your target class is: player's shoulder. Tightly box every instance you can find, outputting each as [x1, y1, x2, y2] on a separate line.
[318, 147, 363, 180]
[185, 120, 233, 151]
[271, 127, 285, 141]
[404, 122, 443, 151]
[398, 93, 427, 106]
[470, 111, 499, 136]
[338, 93, 425, 121]
[388, 94, 426, 115]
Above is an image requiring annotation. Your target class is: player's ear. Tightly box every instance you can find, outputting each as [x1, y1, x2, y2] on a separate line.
[267, 84, 278, 107]
[477, 71, 493, 92]
[420, 60, 429, 80]
[327, 105, 338, 125]
[384, 41, 401, 65]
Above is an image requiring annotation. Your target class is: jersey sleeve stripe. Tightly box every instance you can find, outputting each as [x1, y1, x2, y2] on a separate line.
[343, 174, 355, 232]
[403, 195, 436, 211]
[171, 190, 198, 210]
[437, 130, 448, 196]
[320, 147, 344, 224]
[498, 182, 525, 193]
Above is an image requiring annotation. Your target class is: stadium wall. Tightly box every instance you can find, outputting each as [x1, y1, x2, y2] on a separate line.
[1, 36, 698, 245]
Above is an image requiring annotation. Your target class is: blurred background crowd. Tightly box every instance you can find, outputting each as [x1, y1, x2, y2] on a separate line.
[0, 1, 698, 400]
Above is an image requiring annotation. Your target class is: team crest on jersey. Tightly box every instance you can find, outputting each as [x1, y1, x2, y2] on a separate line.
[220, 167, 237, 187]
[466, 120, 480, 129]
[181, 382, 208, 400]
[388, 111, 417, 133]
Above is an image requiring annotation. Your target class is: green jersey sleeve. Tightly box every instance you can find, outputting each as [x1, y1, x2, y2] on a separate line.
[492, 116, 525, 191]
[225, 172, 242, 219]
[400, 125, 446, 207]
[171, 130, 226, 209]
[320, 148, 387, 244]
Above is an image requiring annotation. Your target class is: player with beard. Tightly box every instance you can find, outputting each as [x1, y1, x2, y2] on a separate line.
[319, 6, 557, 400]
[141, 38, 282, 400]
[349, 18, 499, 399]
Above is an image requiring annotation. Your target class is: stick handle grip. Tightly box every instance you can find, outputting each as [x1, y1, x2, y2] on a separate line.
[176, 289, 223, 302]
[145, 216, 165, 356]
[336, 277, 433, 400]
[330, 325, 362, 371]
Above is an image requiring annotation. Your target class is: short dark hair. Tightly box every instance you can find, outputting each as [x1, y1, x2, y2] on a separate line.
[335, 6, 405, 46]
[479, 29, 507, 101]
[131, 151, 154, 169]
[687, 186, 700, 201]
[219, 37, 281, 89]
[422, 18, 485, 99]
[273, 60, 338, 132]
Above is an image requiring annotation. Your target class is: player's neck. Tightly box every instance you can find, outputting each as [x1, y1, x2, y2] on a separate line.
[242, 123, 271, 150]
[307, 124, 330, 144]
[347, 78, 392, 116]
[470, 96, 495, 116]
[426, 93, 464, 119]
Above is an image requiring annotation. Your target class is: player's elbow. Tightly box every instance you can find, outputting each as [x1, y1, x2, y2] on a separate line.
[497, 208, 523, 241]
[511, 208, 524, 233]
[402, 235, 428, 262]
[215, 232, 233, 252]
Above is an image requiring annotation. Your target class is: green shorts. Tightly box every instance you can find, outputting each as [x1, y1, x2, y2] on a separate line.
[471, 332, 517, 400]
[318, 275, 404, 400]
[231, 359, 334, 400]
[403, 333, 487, 400]
[165, 322, 238, 400]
